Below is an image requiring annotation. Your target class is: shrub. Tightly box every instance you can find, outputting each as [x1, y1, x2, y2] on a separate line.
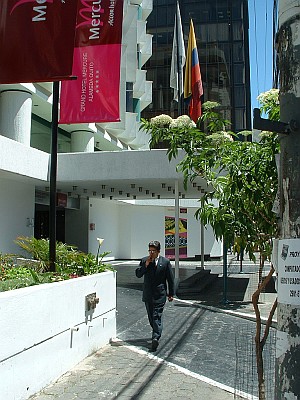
[0, 237, 112, 292]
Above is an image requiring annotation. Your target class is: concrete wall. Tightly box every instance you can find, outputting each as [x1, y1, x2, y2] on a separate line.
[86, 199, 221, 260]
[89, 199, 121, 258]
[0, 271, 116, 400]
[0, 177, 35, 254]
[119, 202, 165, 259]
[65, 199, 90, 253]
[0, 179, 220, 260]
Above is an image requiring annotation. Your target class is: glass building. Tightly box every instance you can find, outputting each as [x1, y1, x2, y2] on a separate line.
[143, 0, 251, 133]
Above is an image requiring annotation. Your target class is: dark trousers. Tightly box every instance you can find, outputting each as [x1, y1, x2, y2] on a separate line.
[145, 302, 165, 340]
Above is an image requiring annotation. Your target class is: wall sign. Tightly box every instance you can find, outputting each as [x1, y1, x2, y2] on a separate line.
[278, 239, 300, 305]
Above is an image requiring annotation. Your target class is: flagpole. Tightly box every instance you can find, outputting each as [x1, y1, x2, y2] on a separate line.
[176, 1, 182, 116]
[170, 1, 185, 115]
[49, 80, 59, 272]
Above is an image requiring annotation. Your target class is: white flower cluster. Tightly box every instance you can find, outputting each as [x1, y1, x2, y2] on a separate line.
[150, 114, 173, 127]
[170, 115, 196, 129]
[220, 131, 234, 141]
[257, 89, 279, 105]
[202, 101, 220, 111]
[209, 131, 234, 142]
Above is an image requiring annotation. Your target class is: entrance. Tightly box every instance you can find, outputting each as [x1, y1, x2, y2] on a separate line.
[35, 204, 65, 243]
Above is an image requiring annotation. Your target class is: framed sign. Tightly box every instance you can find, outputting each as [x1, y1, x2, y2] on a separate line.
[278, 239, 300, 305]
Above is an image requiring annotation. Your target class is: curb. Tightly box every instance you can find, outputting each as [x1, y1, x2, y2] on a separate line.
[173, 297, 277, 328]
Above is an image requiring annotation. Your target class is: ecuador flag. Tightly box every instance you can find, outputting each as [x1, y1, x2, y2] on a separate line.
[184, 19, 203, 123]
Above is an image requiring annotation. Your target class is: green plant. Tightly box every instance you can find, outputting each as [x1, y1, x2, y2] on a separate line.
[0, 238, 113, 292]
[14, 236, 80, 272]
[141, 92, 280, 400]
[141, 98, 279, 262]
[0, 252, 57, 291]
[14, 236, 112, 276]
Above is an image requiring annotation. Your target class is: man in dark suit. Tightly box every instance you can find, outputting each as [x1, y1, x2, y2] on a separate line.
[136, 240, 175, 352]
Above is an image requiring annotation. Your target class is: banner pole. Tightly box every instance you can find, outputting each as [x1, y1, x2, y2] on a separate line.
[175, 1, 181, 116]
[49, 81, 59, 272]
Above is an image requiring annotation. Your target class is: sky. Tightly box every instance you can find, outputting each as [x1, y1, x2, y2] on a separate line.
[248, 0, 274, 110]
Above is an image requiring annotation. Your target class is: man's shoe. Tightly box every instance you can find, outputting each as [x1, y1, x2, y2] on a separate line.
[151, 338, 159, 352]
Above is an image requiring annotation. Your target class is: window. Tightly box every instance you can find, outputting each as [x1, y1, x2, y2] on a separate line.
[234, 64, 245, 84]
[126, 82, 133, 113]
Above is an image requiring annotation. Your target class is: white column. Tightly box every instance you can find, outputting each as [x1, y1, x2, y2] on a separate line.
[0, 90, 32, 146]
[71, 130, 94, 152]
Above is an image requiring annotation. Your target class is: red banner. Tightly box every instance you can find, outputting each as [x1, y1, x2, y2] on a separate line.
[0, 0, 78, 84]
[59, 0, 124, 124]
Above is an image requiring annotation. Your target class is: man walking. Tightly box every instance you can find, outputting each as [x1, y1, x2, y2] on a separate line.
[136, 240, 175, 352]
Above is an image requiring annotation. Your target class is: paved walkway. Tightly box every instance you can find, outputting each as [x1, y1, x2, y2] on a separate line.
[30, 258, 274, 400]
[29, 339, 248, 400]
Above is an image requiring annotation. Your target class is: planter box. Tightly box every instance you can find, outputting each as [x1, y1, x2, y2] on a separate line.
[0, 270, 116, 400]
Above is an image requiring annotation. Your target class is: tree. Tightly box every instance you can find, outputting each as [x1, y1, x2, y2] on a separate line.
[142, 96, 279, 261]
[141, 90, 279, 399]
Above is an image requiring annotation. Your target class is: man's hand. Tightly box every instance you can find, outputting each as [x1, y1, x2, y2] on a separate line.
[168, 296, 173, 302]
[145, 256, 153, 267]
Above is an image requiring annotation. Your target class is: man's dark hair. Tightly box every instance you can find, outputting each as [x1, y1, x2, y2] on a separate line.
[148, 240, 161, 251]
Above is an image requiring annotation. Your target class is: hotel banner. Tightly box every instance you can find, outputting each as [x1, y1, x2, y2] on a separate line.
[0, 0, 78, 84]
[59, 0, 124, 124]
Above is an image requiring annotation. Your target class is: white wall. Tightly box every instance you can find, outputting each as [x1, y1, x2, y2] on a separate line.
[65, 199, 89, 253]
[0, 271, 116, 400]
[88, 199, 121, 258]
[0, 177, 35, 254]
[83, 199, 220, 260]
[187, 208, 219, 257]
[119, 202, 165, 259]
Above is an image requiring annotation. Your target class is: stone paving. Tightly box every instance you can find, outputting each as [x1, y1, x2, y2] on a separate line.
[29, 341, 237, 400]
[30, 257, 275, 400]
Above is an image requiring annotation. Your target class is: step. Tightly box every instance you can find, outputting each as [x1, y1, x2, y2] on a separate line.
[178, 269, 212, 288]
[177, 273, 219, 297]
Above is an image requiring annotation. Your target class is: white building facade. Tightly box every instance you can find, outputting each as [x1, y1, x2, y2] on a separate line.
[0, 0, 221, 261]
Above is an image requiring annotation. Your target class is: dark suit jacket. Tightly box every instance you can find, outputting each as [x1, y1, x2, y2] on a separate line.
[135, 255, 175, 304]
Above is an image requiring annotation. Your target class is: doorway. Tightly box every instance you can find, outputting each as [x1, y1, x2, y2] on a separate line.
[35, 204, 65, 243]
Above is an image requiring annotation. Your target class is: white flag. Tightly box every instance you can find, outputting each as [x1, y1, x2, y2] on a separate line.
[170, 1, 186, 102]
